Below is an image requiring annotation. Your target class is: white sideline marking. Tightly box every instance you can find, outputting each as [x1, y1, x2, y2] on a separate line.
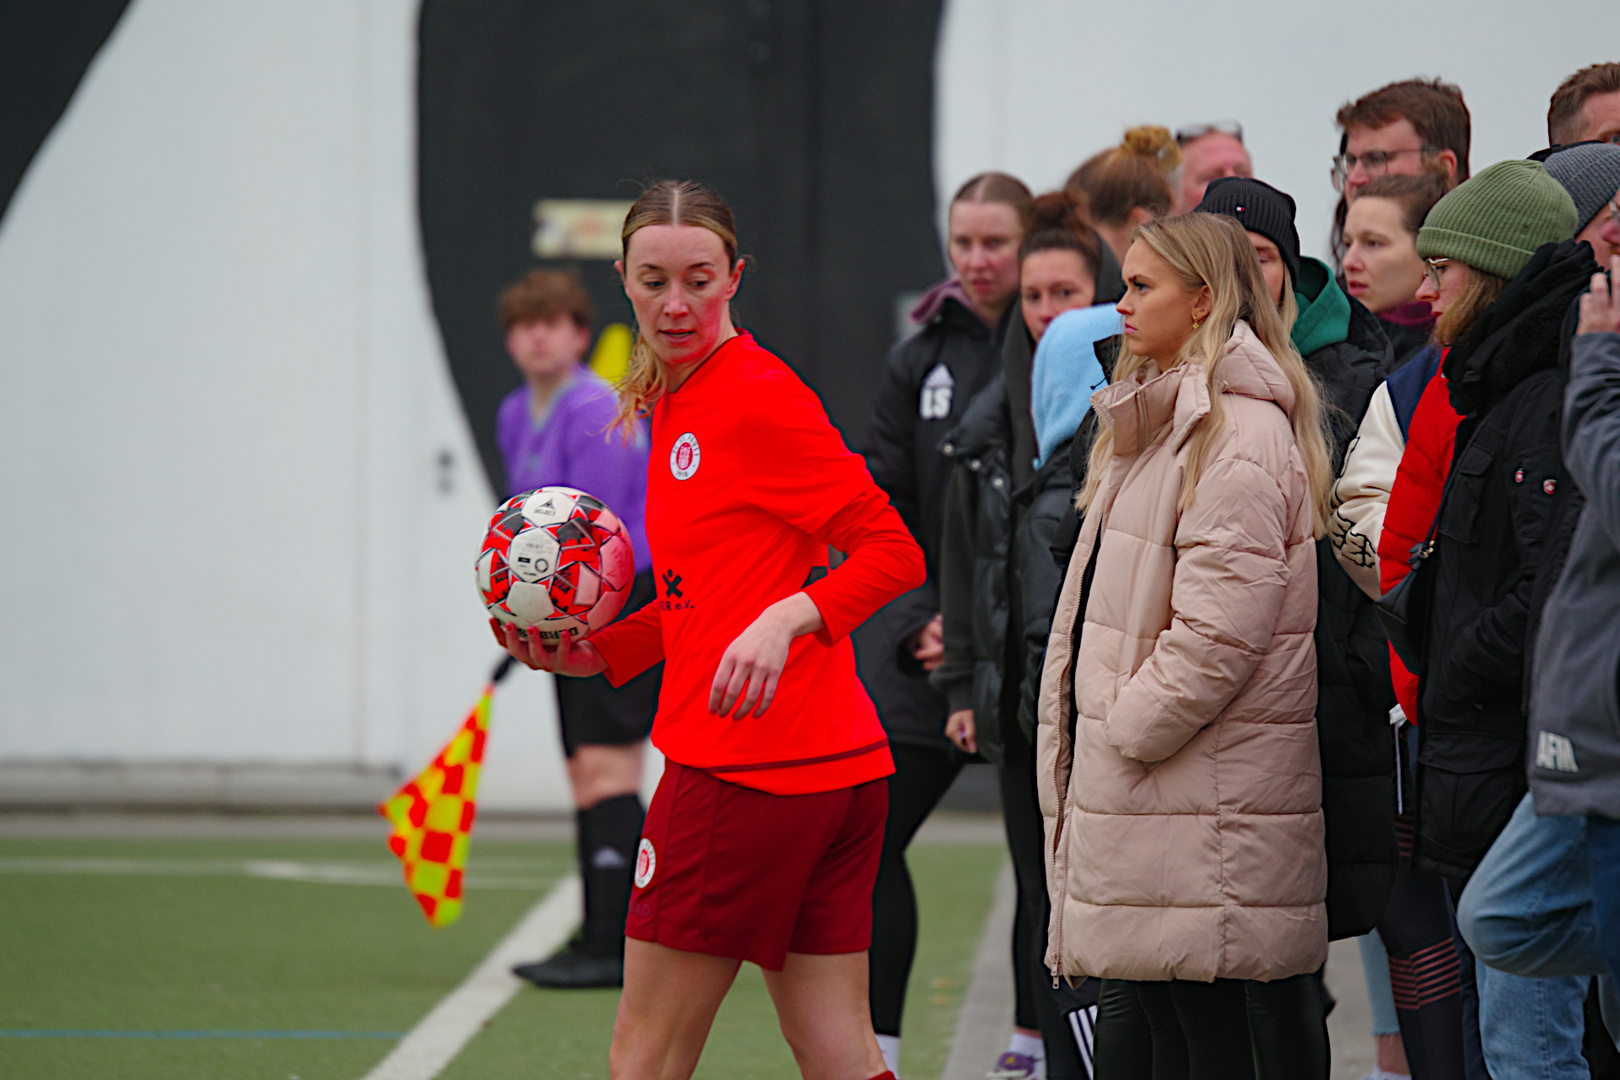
[361, 874, 582, 1080]
[942, 861, 1016, 1080]
[0, 856, 549, 891]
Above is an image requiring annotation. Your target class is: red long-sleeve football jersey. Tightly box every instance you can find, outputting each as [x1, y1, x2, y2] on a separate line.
[589, 332, 925, 794]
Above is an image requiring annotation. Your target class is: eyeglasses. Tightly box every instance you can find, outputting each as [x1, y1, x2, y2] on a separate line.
[1423, 256, 1452, 291]
[1176, 121, 1243, 146]
[1332, 147, 1442, 190]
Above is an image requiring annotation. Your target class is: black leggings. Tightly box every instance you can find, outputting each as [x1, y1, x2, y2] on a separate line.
[1002, 716, 1094, 1079]
[1092, 974, 1327, 1080]
[869, 742, 963, 1036]
[1094, 978, 1256, 1080]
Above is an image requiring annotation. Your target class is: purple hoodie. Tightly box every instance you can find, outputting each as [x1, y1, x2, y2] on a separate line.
[495, 368, 651, 573]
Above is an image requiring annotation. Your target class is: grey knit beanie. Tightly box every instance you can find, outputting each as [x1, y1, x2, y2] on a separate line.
[1417, 160, 1578, 281]
[1542, 142, 1620, 235]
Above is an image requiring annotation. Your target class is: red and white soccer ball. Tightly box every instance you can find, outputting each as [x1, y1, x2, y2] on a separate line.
[476, 487, 635, 640]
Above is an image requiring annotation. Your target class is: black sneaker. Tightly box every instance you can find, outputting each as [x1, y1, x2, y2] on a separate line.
[512, 941, 623, 989]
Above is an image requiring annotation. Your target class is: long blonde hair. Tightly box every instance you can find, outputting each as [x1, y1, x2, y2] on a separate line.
[1078, 213, 1333, 536]
[613, 180, 739, 435]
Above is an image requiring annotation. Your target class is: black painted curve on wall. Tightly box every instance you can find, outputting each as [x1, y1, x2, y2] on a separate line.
[417, 0, 945, 495]
[0, 2, 133, 228]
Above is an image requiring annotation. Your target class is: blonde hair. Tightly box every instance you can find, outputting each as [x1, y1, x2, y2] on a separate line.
[613, 180, 739, 435]
[1078, 213, 1333, 536]
[1434, 265, 1506, 346]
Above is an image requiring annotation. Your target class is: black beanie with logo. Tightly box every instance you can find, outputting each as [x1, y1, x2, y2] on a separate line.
[1197, 176, 1302, 286]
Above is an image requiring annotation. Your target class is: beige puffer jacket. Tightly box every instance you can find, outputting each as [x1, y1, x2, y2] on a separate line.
[1037, 320, 1327, 983]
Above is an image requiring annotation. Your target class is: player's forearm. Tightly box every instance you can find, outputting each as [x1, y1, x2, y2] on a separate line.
[762, 591, 825, 639]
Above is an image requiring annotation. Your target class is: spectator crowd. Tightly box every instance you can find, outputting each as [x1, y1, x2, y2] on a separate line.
[858, 63, 1620, 1080]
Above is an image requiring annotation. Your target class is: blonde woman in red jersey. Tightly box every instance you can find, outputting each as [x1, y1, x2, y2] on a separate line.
[500, 180, 924, 1080]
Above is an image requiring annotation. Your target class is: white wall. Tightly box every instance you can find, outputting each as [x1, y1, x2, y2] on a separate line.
[937, 0, 1615, 259]
[0, 0, 580, 810]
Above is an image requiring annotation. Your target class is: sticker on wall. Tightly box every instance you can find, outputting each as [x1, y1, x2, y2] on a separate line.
[532, 199, 636, 259]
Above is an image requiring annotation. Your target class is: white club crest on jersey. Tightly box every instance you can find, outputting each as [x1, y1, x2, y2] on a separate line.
[919, 363, 954, 420]
[670, 432, 701, 480]
[634, 837, 657, 888]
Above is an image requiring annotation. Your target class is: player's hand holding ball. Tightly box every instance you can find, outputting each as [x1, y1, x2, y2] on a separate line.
[477, 486, 631, 677]
[492, 619, 605, 676]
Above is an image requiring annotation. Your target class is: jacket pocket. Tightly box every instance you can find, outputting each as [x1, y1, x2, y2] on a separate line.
[1415, 731, 1525, 874]
[1438, 441, 1495, 545]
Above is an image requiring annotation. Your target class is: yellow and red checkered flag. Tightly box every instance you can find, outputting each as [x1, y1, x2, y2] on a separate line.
[380, 657, 512, 927]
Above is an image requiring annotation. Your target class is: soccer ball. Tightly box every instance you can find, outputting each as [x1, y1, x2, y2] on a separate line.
[476, 487, 636, 640]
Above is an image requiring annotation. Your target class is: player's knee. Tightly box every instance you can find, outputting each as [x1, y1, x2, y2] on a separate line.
[569, 745, 643, 807]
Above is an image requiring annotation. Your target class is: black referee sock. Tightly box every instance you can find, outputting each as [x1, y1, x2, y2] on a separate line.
[576, 793, 645, 953]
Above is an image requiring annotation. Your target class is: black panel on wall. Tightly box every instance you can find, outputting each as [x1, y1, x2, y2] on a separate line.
[0, 1, 133, 227]
[418, 0, 944, 496]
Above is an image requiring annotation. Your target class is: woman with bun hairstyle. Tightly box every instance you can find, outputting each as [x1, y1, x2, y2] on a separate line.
[933, 190, 1117, 1079]
[501, 180, 924, 1080]
[861, 171, 1030, 1078]
[1065, 126, 1181, 264]
[1038, 213, 1333, 1079]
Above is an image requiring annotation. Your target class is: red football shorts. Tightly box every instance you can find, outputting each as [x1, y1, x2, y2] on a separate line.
[625, 759, 887, 971]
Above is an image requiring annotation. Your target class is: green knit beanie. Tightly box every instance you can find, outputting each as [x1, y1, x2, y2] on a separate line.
[1416, 160, 1577, 281]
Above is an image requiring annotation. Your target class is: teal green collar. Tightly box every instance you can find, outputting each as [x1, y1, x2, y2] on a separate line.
[1291, 257, 1351, 357]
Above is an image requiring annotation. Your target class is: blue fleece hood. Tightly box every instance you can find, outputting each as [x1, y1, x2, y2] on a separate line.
[1032, 305, 1118, 468]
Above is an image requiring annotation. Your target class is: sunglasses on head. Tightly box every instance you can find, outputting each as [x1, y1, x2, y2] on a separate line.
[1175, 121, 1243, 146]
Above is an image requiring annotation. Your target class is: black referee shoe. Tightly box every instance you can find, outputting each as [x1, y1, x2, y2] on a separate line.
[512, 939, 623, 989]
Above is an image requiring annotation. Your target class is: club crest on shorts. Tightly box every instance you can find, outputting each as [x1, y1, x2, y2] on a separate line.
[669, 432, 701, 480]
[634, 837, 657, 888]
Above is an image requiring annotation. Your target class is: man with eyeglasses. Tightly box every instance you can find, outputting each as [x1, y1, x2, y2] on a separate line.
[1168, 120, 1252, 215]
[1333, 78, 1470, 202]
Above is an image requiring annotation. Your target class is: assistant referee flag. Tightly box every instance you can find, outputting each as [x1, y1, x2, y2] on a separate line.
[379, 659, 510, 927]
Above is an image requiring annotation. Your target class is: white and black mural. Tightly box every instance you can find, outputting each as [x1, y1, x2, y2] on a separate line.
[416, 0, 946, 493]
[0, 0, 946, 810]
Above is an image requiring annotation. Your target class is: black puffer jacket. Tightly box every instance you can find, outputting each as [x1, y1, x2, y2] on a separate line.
[931, 374, 1016, 763]
[1015, 421, 1094, 740]
[1306, 296, 1401, 939]
[858, 283, 1008, 749]
[1415, 239, 1597, 883]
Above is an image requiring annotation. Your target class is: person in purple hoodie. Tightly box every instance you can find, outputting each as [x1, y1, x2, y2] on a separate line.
[495, 269, 658, 990]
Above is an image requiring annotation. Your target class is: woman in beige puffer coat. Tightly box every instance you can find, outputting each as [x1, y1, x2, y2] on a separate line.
[1037, 213, 1334, 1075]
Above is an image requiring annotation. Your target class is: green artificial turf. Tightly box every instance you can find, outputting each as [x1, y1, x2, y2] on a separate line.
[440, 841, 1007, 1080]
[0, 836, 566, 1080]
[0, 832, 1005, 1080]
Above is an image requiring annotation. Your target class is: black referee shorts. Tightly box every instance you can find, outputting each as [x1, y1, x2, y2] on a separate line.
[555, 569, 660, 757]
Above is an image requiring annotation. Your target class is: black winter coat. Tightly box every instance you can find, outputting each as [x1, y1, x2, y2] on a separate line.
[1306, 297, 1400, 939]
[932, 374, 1016, 764]
[1014, 423, 1092, 741]
[858, 289, 1007, 749]
[1415, 240, 1598, 883]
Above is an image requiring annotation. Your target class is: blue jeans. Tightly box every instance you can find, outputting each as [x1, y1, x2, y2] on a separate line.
[1357, 930, 1402, 1037]
[1457, 793, 1620, 1075]
[1591, 815, 1620, 988]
